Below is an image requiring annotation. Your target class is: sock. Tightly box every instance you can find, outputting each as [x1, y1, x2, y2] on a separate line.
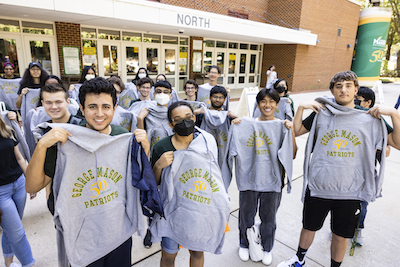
[296, 246, 307, 262]
[331, 259, 342, 267]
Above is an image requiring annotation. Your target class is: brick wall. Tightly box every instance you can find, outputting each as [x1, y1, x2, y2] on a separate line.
[55, 22, 82, 76]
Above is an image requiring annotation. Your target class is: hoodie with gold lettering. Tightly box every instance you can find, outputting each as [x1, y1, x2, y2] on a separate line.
[302, 96, 387, 202]
[221, 117, 293, 193]
[149, 128, 231, 254]
[33, 123, 145, 267]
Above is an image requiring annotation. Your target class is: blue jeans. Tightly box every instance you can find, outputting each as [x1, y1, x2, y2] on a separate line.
[0, 174, 35, 267]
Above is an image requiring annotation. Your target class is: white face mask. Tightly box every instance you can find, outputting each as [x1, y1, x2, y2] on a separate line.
[155, 93, 170, 106]
[138, 73, 146, 79]
[85, 74, 95, 81]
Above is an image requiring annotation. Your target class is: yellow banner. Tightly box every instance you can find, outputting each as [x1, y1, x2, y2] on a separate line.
[83, 47, 96, 55]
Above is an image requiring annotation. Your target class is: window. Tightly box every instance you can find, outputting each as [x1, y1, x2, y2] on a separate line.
[163, 35, 178, 44]
[216, 41, 227, 48]
[143, 34, 161, 43]
[229, 42, 238, 49]
[81, 27, 96, 39]
[227, 10, 249, 19]
[250, 44, 258, 50]
[204, 40, 215, 47]
[98, 29, 120, 40]
[22, 21, 53, 35]
[337, 28, 341, 37]
[0, 19, 20, 32]
[122, 32, 141, 42]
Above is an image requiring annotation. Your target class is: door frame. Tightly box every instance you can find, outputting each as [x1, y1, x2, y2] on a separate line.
[97, 40, 122, 78]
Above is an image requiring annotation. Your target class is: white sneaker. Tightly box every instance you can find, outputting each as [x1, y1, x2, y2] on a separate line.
[4, 263, 22, 267]
[352, 229, 364, 246]
[277, 254, 306, 267]
[262, 251, 272, 265]
[238, 247, 249, 261]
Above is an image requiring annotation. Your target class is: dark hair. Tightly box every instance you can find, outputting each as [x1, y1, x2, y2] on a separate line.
[40, 83, 69, 100]
[78, 66, 96, 83]
[46, 75, 64, 86]
[184, 79, 198, 90]
[107, 75, 125, 92]
[268, 65, 275, 71]
[154, 80, 172, 91]
[273, 79, 288, 94]
[79, 77, 117, 108]
[167, 101, 194, 123]
[156, 74, 166, 81]
[137, 77, 153, 88]
[357, 86, 375, 108]
[256, 88, 280, 104]
[20, 63, 49, 89]
[210, 85, 227, 98]
[134, 67, 149, 81]
[208, 65, 221, 74]
[329, 71, 359, 90]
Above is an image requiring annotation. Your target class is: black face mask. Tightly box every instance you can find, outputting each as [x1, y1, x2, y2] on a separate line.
[275, 86, 286, 94]
[174, 120, 195, 136]
[354, 99, 361, 106]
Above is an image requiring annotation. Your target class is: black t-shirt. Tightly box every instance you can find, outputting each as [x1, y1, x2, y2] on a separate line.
[151, 135, 175, 168]
[302, 105, 393, 135]
[129, 98, 141, 106]
[18, 83, 41, 94]
[0, 134, 23, 186]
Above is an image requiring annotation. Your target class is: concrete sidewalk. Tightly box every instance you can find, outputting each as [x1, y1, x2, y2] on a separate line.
[2, 83, 400, 267]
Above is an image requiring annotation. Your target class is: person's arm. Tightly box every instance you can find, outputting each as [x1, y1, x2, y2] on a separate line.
[14, 144, 27, 173]
[133, 128, 150, 157]
[25, 128, 71, 193]
[283, 120, 297, 159]
[152, 151, 174, 184]
[137, 107, 149, 130]
[15, 88, 29, 109]
[193, 107, 205, 116]
[7, 111, 17, 121]
[227, 110, 237, 119]
[69, 84, 75, 91]
[368, 106, 400, 150]
[293, 101, 325, 137]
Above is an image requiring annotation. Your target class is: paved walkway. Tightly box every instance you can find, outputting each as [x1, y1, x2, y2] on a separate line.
[1, 83, 399, 267]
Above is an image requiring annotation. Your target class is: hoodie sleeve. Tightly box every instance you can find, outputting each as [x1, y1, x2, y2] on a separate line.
[374, 118, 388, 201]
[221, 124, 238, 191]
[277, 125, 293, 193]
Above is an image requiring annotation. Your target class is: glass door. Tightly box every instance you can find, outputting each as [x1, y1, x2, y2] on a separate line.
[215, 49, 225, 85]
[143, 45, 160, 82]
[122, 44, 140, 82]
[162, 46, 178, 89]
[237, 52, 247, 89]
[0, 33, 24, 76]
[98, 41, 121, 77]
[24, 35, 58, 76]
[247, 52, 258, 88]
[226, 51, 238, 89]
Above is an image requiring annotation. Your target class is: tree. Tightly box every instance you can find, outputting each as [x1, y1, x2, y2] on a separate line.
[383, 0, 400, 62]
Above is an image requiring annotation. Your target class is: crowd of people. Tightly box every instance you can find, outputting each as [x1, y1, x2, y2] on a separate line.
[0, 60, 399, 267]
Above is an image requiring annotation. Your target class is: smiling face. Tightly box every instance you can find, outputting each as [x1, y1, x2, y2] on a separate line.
[29, 66, 41, 78]
[257, 95, 278, 120]
[208, 67, 220, 83]
[331, 80, 358, 108]
[138, 82, 151, 98]
[210, 93, 225, 110]
[4, 65, 14, 78]
[80, 93, 116, 134]
[42, 91, 70, 123]
[184, 83, 197, 97]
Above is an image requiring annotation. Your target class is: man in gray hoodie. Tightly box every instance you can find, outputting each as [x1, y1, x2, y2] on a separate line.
[25, 77, 150, 267]
[278, 71, 400, 267]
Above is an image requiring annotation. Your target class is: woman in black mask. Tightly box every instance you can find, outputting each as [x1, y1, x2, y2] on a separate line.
[273, 78, 294, 116]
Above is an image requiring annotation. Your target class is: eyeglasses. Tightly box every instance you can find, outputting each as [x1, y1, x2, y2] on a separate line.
[171, 114, 194, 124]
[139, 86, 151, 90]
[155, 90, 171, 94]
[211, 95, 225, 100]
[185, 86, 196, 90]
[209, 72, 219, 75]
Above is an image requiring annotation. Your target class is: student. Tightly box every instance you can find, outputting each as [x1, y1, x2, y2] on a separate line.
[156, 73, 167, 82]
[150, 101, 230, 267]
[149, 74, 179, 105]
[68, 66, 96, 91]
[16, 62, 49, 109]
[183, 79, 198, 101]
[197, 65, 229, 108]
[130, 77, 153, 105]
[224, 88, 296, 265]
[278, 71, 400, 267]
[131, 67, 149, 86]
[273, 79, 294, 116]
[0, 114, 36, 267]
[1, 62, 20, 79]
[195, 86, 236, 167]
[266, 65, 277, 88]
[25, 77, 150, 267]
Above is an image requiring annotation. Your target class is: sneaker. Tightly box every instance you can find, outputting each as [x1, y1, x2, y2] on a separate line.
[238, 247, 249, 261]
[352, 229, 363, 246]
[277, 255, 306, 267]
[262, 251, 272, 265]
[143, 229, 152, 248]
[4, 263, 22, 267]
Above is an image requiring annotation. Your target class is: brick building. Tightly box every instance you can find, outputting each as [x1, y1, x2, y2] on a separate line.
[0, 0, 360, 92]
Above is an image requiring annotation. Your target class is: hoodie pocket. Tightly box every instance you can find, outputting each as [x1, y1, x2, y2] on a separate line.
[309, 164, 364, 192]
[168, 205, 216, 244]
[248, 160, 279, 186]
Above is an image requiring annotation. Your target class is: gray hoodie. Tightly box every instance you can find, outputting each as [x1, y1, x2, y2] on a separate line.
[200, 108, 230, 168]
[181, 100, 206, 111]
[221, 117, 293, 193]
[196, 84, 229, 110]
[0, 110, 30, 161]
[145, 105, 174, 155]
[21, 88, 41, 127]
[33, 123, 145, 267]
[111, 105, 137, 132]
[253, 97, 293, 121]
[118, 86, 139, 109]
[69, 84, 82, 105]
[128, 99, 156, 116]
[150, 128, 231, 254]
[0, 78, 21, 110]
[302, 96, 388, 202]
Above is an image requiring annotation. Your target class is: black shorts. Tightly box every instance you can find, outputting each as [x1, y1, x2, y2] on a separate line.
[87, 237, 132, 267]
[302, 189, 360, 238]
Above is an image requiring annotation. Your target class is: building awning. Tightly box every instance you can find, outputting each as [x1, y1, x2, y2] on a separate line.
[0, 0, 317, 45]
